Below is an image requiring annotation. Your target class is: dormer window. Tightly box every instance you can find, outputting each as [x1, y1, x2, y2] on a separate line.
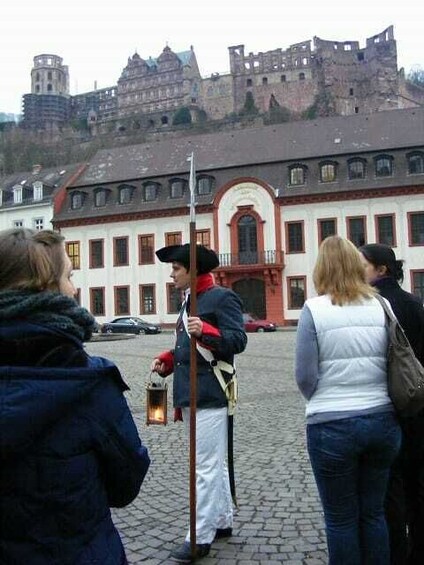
[143, 182, 159, 201]
[197, 176, 214, 195]
[33, 181, 43, 201]
[375, 155, 393, 177]
[94, 189, 107, 208]
[170, 178, 185, 199]
[13, 185, 22, 204]
[320, 162, 338, 183]
[289, 165, 307, 186]
[71, 192, 84, 210]
[118, 184, 134, 204]
[407, 152, 424, 175]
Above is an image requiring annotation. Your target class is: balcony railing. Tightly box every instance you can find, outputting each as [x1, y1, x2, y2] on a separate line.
[217, 250, 284, 268]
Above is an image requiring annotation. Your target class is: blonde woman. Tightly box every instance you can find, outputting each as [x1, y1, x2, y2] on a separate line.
[295, 236, 401, 565]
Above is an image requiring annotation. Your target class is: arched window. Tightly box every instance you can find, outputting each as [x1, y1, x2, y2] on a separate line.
[238, 215, 258, 265]
[71, 192, 84, 210]
[348, 159, 366, 180]
[320, 162, 337, 183]
[94, 189, 107, 207]
[375, 155, 393, 177]
[118, 184, 134, 204]
[289, 165, 306, 186]
[170, 178, 185, 199]
[161, 115, 168, 125]
[143, 182, 159, 201]
[197, 176, 215, 195]
[407, 152, 424, 175]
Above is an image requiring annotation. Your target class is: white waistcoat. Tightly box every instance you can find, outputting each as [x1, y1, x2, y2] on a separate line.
[305, 294, 391, 417]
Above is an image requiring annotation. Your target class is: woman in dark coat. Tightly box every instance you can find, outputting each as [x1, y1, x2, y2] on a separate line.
[0, 228, 150, 564]
[360, 243, 424, 565]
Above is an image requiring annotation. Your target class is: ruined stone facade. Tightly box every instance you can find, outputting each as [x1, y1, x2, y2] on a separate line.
[21, 27, 424, 131]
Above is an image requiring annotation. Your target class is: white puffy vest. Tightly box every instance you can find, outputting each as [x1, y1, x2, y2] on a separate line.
[305, 294, 391, 418]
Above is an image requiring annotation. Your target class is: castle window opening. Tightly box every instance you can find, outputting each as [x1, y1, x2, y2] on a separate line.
[262, 77, 268, 85]
[246, 78, 252, 87]
[355, 107, 359, 113]
[349, 88, 354, 96]
[47, 84, 52, 92]
[299, 72, 305, 81]
[281, 75, 286, 82]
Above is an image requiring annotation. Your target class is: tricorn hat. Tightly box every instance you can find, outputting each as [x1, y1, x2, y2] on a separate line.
[156, 243, 219, 274]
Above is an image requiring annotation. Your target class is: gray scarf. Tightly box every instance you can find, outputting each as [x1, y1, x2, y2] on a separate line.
[0, 290, 95, 342]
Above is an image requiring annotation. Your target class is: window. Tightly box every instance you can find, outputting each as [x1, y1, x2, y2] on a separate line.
[71, 192, 84, 209]
[409, 212, 424, 246]
[286, 221, 304, 253]
[407, 153, 424, 175]
[33, 218, 44, 231]
[318, 218, 337, 243]
[376, 215, 396, 246]
[348, 159, 366, 180]
[89, 239, 104, 268]
[113, 237, 129, 266]
[139, 235, 155, 264]
[118, 185, 133, 204]
[347, 216, 366, 247]
[13, 220, 23, 228]
[165, 232, 182, 246]
[143, 183, 158, 201]
[375, 155, 393, 177]
[197, 176, 214, 195]
[238, 215, 258, 264]
[13, 186, 22, 204]
[299, 72, 305, 80]
[170, 179, 185, 199]
[262, 77, 268, 85]
[289, 165, 306, 186]
[33, 181, 43, 201]
[90, 288, 105, 316]
[349, 88, 354, 96]
[246, 78, 252, 87]
[320, 162, 337, 183]
[66, 241, 80, 269]
[281, 75, 286, 82]
[94, 189, 107, 207]
[167, 283, 182, 314]
[115, 286, 130, 315]
[140, 284, 156, 314]
[411, 271, 424, 302]
[196, 229, 211, 248]
[287, 277, 306, 309]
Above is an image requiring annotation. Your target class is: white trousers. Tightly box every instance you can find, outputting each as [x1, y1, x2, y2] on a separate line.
[182, 407, 233, 544]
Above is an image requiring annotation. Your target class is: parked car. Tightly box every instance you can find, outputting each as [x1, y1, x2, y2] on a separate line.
[243, 313, 277, 333]
[101, 317, 161, 335]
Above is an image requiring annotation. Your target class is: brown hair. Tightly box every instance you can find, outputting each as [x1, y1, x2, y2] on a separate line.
[313, 236, 375, 305]
[0, 228, 66, 292]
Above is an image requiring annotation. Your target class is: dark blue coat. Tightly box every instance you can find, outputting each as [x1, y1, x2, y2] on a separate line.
[173, 285, 247, 408]
[0, 322, 150, 564]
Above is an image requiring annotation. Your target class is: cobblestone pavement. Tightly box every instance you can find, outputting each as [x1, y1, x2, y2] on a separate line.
[86, 331, 328, 564]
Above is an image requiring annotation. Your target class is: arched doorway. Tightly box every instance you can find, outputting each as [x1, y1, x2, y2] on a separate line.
[233, 278, 266, 319]
[238, 215, 258, 264]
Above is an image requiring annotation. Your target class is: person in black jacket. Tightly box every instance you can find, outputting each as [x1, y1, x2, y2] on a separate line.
[0, 228, 150, 565]
[360, 243, 424, 565]
[151, 244, 247, 563]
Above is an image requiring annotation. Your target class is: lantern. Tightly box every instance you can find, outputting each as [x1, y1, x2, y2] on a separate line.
[146, 372, 168, 425]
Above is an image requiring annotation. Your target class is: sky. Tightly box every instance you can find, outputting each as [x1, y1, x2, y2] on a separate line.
[1, 0, 423, 115]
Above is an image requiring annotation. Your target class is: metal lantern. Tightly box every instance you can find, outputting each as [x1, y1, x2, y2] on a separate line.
[146, 372, 168, 425]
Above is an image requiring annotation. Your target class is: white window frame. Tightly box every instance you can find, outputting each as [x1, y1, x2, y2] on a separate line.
[33, 181, 43, 201]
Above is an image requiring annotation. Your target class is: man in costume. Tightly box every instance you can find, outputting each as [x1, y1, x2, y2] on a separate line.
[151, 243, 247, 563]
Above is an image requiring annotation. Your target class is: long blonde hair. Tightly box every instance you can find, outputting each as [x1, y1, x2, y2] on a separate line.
[313, 236, 375, 305]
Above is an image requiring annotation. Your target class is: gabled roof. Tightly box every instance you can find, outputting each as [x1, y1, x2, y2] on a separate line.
[73, 107, 424, 187]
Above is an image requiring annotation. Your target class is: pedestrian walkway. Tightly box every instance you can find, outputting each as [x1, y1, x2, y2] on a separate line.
[88, 332, 327, 564]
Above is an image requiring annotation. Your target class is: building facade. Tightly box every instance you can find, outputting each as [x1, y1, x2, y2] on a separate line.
[52, 107, 424, 326]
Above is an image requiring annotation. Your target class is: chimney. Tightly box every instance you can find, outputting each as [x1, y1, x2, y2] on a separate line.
[32, 164, 42, 174]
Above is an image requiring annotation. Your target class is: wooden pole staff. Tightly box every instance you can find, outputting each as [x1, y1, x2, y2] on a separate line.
[188, 152, 197, 558]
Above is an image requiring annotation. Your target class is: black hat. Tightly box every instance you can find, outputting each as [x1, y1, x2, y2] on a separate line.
[156, 243, 219, 274]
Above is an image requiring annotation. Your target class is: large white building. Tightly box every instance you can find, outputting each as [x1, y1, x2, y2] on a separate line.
[50, 107, 424, 326]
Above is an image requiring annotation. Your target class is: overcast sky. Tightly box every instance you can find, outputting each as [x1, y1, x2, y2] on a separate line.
[1, 0, 423, 115]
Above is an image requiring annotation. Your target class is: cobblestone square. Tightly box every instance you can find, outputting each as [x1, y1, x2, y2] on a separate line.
[87, 331, 327, 564]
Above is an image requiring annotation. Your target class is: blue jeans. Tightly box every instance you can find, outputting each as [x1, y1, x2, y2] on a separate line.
[307, 412, 401, 565]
